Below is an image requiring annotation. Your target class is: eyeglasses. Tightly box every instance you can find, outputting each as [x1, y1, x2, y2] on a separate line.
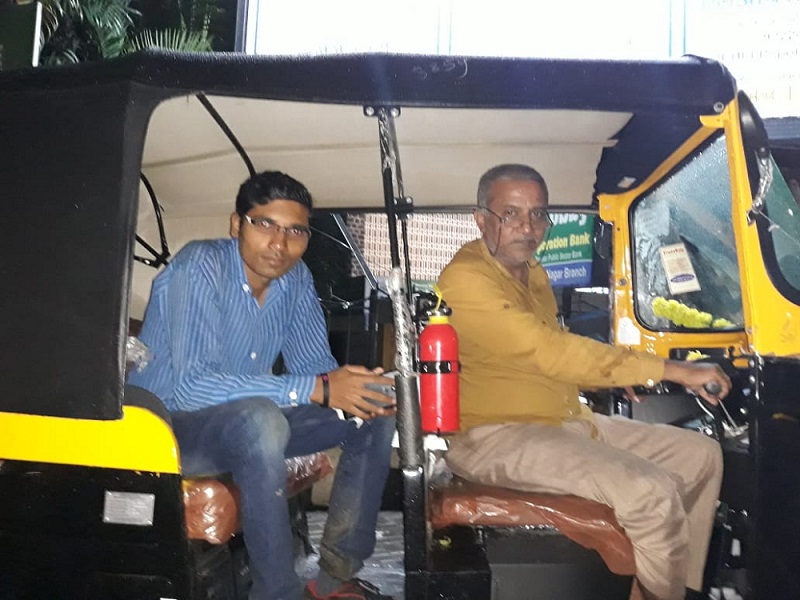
[480, 206, 552, 228]
[242, 215, 311, 241]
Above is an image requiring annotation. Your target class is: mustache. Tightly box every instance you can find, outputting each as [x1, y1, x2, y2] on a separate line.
[510, 235, 539, 245]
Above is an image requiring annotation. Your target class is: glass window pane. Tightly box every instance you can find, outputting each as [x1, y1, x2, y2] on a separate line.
[763, 164, 800, 293]
[632, 136, 743, 331]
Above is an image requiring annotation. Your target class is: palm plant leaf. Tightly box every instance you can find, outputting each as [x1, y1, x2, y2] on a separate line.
[126, 28, 213, 53]
[38, 0, 137, 64]
[179, 0, 221, 35]
[39, 0, 82, 40]
[82, 0, 138, 59]
[36, 0, 218, 65]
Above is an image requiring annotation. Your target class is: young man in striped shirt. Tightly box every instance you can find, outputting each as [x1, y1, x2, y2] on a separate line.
[129, 171, 396, 600]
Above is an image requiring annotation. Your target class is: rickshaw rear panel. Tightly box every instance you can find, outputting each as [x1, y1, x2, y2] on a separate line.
[2, 51, 799, 599]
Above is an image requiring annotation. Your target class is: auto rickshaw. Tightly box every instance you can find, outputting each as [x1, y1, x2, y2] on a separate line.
[1, 50, 798, 600]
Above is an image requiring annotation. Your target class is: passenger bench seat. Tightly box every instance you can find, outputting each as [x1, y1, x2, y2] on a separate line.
[429, 476, 636, 576]
[183, 453, 333, 544]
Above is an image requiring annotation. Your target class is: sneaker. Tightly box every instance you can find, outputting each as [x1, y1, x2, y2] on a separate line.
[303, 578, 393, 600]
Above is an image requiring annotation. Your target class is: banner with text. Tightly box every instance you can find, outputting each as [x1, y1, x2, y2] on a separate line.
[534, 214, 595, 288]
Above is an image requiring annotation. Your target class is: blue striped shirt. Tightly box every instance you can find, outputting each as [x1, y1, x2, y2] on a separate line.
[128, 238, 339, 412]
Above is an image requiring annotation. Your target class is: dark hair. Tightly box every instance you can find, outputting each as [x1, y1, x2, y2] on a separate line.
[477, 164, 549, 207]
[235, 170, 313, 216]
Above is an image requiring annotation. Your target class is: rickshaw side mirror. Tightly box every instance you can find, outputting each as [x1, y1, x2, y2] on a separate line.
[594, 220, 612, 261]
[738, 90, 771, 201]
[790, 179, 800, 209]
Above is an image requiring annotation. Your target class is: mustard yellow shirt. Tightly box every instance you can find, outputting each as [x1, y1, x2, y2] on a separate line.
[437, 239, 666, 431]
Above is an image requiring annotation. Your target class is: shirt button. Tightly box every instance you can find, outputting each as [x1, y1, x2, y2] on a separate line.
[242, 283, 250, 292]
[288, 389, 298, 406]
[250, 352, 257, 360]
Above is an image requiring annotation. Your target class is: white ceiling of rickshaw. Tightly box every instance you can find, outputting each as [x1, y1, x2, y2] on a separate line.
[139, 94, 631, 218]
[131, 94, 631, 317]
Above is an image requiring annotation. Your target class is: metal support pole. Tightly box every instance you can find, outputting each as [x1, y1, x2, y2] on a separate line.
[366, 105, 427, 571]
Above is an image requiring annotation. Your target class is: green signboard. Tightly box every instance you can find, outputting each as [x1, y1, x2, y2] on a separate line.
[534, 213, 595, 288]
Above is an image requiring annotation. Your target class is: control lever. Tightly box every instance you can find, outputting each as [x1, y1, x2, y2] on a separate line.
[694, 381, 745, 440]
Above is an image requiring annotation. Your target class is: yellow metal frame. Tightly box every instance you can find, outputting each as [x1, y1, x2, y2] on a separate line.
[598, 98, 760, 359]
[0, 406, 180, 473]
[717, 103, 800, 357]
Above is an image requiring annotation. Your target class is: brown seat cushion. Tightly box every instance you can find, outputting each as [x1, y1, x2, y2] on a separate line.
[429, 476, 635, 576]
[183, 452, 333, 544]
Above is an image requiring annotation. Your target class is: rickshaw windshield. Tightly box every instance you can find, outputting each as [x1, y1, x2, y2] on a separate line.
[762, 161, 800, 294]
[631, 135, 744, 331]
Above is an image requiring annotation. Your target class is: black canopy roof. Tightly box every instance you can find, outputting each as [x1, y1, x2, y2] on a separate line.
[0, 51, 738, 419]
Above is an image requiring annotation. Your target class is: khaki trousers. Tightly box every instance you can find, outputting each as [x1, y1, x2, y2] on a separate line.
[445, 415, 723, 600]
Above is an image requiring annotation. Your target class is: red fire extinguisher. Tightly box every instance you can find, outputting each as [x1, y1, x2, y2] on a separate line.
[418, 293, 460, 434]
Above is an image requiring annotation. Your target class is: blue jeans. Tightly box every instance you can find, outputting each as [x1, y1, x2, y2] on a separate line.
[171, 398, 396, 600]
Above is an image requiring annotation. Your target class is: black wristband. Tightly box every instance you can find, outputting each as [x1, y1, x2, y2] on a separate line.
[319, 373, 330, 408]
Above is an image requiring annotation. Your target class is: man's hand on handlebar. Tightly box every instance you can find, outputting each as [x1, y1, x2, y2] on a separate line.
[662, 360, 732, 405]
